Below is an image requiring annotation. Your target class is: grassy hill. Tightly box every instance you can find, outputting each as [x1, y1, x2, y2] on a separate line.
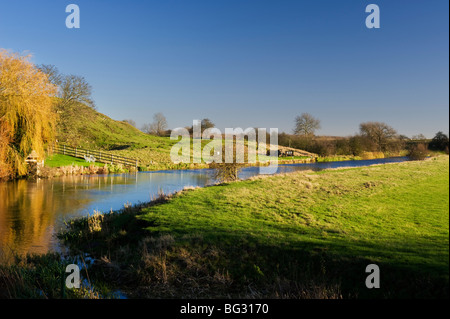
[55, 103, 177, 168]
[54, 103, 313, 170]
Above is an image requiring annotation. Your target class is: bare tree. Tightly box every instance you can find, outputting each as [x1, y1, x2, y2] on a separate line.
[59, 75, 95, 109]
[411, 134, 427, 141]
[37, 65, 95, 110]
[123, 119, 136, 127]
[294, 113, 321, 136]
[187, 118, 215, 135]
[210, 144, 244, 183]
[201, 118, 215, 132]
[144, 113, 168, 136]
[359, 122, 398, 152]
[37, 64, 63, 86]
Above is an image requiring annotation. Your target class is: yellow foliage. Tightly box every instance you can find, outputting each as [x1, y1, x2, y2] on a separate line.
[361, 151, 385, 160]
[0, 49, 57, 177]
[0, 118, 12, 180]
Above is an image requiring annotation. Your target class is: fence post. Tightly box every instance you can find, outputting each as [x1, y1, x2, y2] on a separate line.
[63, 145, 66, 155]
[75, 148, 78, 157]
[111, 154, 113, 165]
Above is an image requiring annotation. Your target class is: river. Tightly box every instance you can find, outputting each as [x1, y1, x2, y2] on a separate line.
[0, 157, 408, 263]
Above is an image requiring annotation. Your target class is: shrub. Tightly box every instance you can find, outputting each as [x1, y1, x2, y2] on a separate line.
[211, 162, 243, 183]
[360, 152, 385, 160]
[408, 144, 429, 161]
[429, 132, 449, 151]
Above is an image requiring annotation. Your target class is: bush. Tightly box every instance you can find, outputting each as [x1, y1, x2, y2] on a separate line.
[408, 144, 429, 161]
[361, 151, 385, 160]
[429, 132, 449, 151]
[210, 162, 243, 183]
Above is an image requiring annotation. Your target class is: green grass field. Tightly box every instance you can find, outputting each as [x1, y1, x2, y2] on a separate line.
[54, 156, 449, 299]
[44, 154, 104, 168]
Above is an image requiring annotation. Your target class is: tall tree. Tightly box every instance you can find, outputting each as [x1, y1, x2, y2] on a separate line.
[294, 113, 321, 136]
[0, 50, 57, 177]
[359, 122, 398, 152]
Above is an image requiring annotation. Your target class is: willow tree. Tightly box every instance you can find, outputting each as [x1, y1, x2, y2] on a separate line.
[0, 118, 11, 180]
[0, 50, 57, 177]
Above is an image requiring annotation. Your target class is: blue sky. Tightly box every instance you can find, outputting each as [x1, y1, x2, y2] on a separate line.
[1, 0, 448, 137]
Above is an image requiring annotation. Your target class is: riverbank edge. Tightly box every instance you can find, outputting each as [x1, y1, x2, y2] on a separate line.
[37, 151, 403, 179]
[1, 155, 447, 299]
[36, 157, 318, 178]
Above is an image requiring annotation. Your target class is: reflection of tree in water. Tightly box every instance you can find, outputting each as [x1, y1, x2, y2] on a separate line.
[187, 170, 214, 186]
[0, 174, 139, 262]
[0, 179, 55, 261]
[0, 172, 214, 262]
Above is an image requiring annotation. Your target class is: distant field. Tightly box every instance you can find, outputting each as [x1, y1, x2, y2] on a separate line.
[60, 155, 449, 298]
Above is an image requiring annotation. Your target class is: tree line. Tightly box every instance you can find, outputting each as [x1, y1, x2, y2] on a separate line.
[280, 113, 449, 159]
[1, 50, 448, 180]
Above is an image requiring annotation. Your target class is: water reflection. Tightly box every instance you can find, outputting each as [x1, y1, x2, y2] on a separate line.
[0, 171, 213, 262]
[0, 157, 408, 263]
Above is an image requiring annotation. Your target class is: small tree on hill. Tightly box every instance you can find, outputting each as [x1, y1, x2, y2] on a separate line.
[123, 119, 136, 127]
[144, 112, 168, 136]
[38, 65, 95, 110]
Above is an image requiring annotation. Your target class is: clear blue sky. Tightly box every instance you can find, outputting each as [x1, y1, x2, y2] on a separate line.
[1, 0, 448, 137]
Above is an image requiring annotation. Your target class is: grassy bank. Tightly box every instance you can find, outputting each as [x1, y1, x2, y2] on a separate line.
[45, 154, 105, 168]
[38, 154, 131, 178]
[56, 102, 177, 169]
[58, 156, 448, 299]
[2, 156, 448, 298]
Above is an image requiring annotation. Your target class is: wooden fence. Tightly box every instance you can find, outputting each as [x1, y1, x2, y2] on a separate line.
[52, 144, 139, 168]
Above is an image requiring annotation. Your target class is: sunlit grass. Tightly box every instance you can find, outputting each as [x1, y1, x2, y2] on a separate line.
[44, 154, 104, 168]
[59, 156, 449, 298]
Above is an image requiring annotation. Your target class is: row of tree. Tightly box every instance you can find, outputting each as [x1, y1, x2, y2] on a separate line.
[1, 49, 448, 180]
[285, 112, 449, 157]
[136, 111, 448, 158]
[128, 115, 216, 137]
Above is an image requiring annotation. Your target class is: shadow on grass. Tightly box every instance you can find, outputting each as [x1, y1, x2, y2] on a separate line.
[54, 201, 448, 299]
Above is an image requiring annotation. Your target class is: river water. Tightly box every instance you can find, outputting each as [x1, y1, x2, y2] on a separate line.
[0, 157, 408, 263]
